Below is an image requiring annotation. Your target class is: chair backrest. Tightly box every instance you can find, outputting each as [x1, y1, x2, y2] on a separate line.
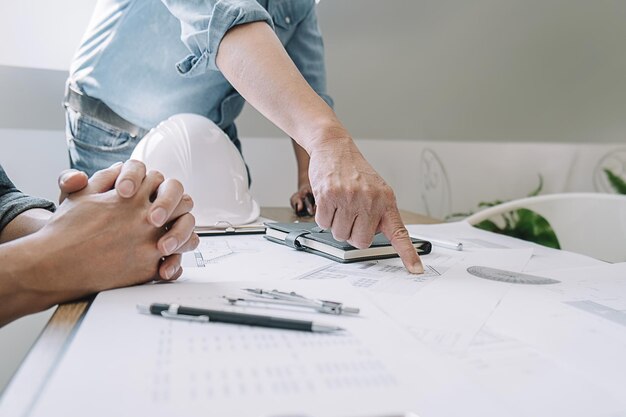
[465, 193, 626, 263]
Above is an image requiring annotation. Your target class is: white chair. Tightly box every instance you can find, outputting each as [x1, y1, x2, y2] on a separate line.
[465, 193, 626, 263]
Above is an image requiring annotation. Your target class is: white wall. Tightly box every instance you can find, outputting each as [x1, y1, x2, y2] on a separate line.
[0, 0, 95, 70]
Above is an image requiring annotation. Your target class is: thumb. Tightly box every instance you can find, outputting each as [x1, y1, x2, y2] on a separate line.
[58, 169, 89, 204]
[379, 208, 424, 274]
[76, 162, 123, 196]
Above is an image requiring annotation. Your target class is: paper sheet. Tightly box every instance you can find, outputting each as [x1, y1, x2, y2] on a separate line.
[379, 261, 626, 417]
[481, 263, 626, 402]
[29, 281, 435, 417]
[408, 221, 606, 272]
[181, 235, 334, 282]
[25, 229, 626, 417]
[295, 251, 463, 295]
[368, 248, 533, 351]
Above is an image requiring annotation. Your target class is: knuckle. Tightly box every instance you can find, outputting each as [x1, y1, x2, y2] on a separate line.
[181, 194, 194, 211]
[383, 187, 395, 201]
[146, 170, 165, 185]
[318, 221, 330, 229]
[190, 233, 200, 250]
[361, 233, 375, 248]
[126, 159, 146, 172]
[153, 171, 165, 184]
[168, 178, 184, 192]
[350, 227, 374, 248]
[349, 238, 366, 249]
[315, 215, 330, 229]
[186, 212, 197, 227]
[157, 194, 177, 210]
[331, 228, 349, 242]
[390, 226, 410, 241]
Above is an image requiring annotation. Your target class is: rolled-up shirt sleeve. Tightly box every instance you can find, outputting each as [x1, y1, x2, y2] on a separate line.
[161, 0, 274, 76]
[0, 166, 55, 232]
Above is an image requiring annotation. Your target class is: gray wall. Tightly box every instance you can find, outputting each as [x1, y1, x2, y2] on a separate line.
[3, 0, 626, 142]
[239, 0, 626, 143]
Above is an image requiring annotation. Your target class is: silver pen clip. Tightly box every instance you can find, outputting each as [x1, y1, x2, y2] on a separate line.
[160, 311, 210, 323]
[224, 289, 360, 315]
[157, 304, 210, 323]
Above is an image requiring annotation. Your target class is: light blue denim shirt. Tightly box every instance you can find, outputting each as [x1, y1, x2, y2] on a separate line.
[69, 0, 333, 133]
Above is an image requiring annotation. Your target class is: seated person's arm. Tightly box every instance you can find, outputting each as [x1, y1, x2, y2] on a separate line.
[0, 162, 198, 326]
[0, 167, 56, 243]
[0, 208, 52, 243]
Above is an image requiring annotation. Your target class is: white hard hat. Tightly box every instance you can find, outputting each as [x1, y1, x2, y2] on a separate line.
[130, 113, 260, 227]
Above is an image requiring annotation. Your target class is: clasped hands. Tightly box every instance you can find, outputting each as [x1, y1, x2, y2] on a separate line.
[54, 160, 199, 288]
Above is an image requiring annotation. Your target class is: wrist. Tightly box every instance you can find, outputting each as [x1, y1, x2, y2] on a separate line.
[0, 232, 62, 322]
[297, 172, 311, 189]
[0, 208, 53, 244]
[301, 123, 354, 155]
[15, 229, 88, 310]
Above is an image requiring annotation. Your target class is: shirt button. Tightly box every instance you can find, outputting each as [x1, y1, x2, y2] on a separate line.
[285, 16, 291, 24]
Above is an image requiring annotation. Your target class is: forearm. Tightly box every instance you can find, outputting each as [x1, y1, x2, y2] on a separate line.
[0, 231, 86, 326]
[0, 235, 52, 325]
[216, 22, 350, 154]
[0, 208, 53, 244]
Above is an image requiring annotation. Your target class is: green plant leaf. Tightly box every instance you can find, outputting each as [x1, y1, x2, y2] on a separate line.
[604, 168, 626, 194]
[475, 219, 501, 233]
[474, 208, 560, 249]
[478, 200, 506, 208]
[469, 175, 561, 248]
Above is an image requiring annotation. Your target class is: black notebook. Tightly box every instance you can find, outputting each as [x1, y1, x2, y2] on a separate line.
[264, 222, 431, 263]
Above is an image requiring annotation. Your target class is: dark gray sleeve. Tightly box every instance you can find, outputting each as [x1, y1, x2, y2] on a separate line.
[0, 164, 56, 232]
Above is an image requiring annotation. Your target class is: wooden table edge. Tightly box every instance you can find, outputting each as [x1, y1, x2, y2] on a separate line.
[0, 297, 94, 415]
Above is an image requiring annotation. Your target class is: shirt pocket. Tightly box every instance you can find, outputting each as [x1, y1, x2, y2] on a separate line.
[268, 0, 313, 39]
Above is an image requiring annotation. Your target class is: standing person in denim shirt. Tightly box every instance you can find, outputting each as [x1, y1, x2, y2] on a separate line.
[66, 0, 424, 274]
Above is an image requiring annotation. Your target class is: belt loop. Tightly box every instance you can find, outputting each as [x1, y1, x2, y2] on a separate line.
[63, 86, 145, 138]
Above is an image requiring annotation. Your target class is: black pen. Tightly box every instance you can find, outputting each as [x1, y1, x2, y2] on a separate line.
[137, 303, 344, 333]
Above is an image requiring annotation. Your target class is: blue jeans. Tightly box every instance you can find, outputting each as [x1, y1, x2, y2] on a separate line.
[65, 108, 149, 177]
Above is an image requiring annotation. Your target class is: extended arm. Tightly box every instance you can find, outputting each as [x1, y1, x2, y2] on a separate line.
[215, 22, 423, 273]
[157, 1, 421, 272]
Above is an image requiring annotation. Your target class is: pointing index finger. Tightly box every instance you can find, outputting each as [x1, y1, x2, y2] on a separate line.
[380, 208, 424, 274]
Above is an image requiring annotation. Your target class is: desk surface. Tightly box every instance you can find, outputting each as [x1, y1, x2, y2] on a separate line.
[1, 207, 439, 414]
